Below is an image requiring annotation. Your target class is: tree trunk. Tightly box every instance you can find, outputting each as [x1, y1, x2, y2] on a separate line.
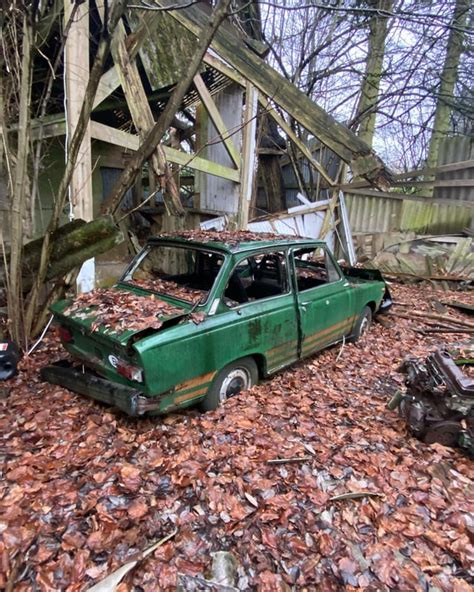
[24, 0, 127, 341]
[424, 0, 470, 182]
[8, 14, 33, 344]
[354, 0, 392, 148]
[2, 217, 123, 293]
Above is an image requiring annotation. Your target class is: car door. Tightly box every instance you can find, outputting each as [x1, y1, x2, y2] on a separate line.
[217, 249, 299, 374]
[291, 245, 354, 358]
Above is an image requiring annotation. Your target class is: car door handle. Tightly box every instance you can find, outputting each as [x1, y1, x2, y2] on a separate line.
[300, 301, 310, 312]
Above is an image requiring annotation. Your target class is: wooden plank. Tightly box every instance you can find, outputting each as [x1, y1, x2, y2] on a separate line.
[110, 20, 183, 215]
[393, 159, 474, 179]
[193, 73, 240, 168]
[30, 120, 66, 140]
[260, 98, 336, 187]
[94, 67, 121, 109]
[393, 179, 474, 188]
[64, 0, 92, 223]
[158, 0, 390, 186]
[164, 146, 240, 182]
[89, 121, 240, 182]
[203, 52, 245, 86]
[64, 0, 94, 292]
[237, 82, 258, 229]
[93, 10, 170, 109]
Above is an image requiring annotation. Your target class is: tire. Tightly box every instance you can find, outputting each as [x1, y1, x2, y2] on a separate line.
[199, 357, 258, 412]
[349, 306, 372, 343]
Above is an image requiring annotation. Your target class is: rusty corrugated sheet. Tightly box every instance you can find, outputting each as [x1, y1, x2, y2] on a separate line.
[434, 136, 474, 203]
[347, 136, 473, 235]
[345, 194, 402, 233]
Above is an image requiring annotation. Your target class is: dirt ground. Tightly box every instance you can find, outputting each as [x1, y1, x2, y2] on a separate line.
[0, 284, 473, 591]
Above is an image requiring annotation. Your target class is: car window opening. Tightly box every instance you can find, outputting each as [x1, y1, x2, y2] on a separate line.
[123, 245, 224, 304]
[223, 251, 289, 307]
[294, 247, 341, 291]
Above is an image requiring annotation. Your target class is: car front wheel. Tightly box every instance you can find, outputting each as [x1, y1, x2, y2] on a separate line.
[199, 357, 258, 412]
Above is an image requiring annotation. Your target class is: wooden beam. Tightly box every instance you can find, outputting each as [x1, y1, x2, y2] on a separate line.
[89, 121, 240, 182]
[64, 0, 94, 293]
[193, 73, 240, 168]
[30, 119, 66, 140]
[164, 146, 240, 182]
[110, 19, 183, 215]
[261, 99, 336, 187]
[237, 82, 258, 229]
[204, 52, 336, 187]
[158, 0, 390, 186]
[345, 186, 474, 207]
[64, 0, 92, 223]
[93, 10, 167, 109]
[393, 159, 474, 179]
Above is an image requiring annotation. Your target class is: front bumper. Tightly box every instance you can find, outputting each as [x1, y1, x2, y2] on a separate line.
[41, 364, 161, 416]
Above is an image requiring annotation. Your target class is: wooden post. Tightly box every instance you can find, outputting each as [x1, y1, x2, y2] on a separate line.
[237, 82, 258, 229]
[64, 0, 94, 292]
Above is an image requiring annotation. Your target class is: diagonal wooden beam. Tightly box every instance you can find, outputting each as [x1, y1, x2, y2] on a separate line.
[193, 73, 240, 169]
[93, 11, 165, 109]
[204, 52, 335, 187]
[110, 19, 184, 215]
[159, 0, 391, 187]
[260, 100, 336, 188]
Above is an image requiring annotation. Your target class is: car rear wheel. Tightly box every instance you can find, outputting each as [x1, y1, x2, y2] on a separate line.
[199, 357, 258, 412]
[349, 306, 372, 342]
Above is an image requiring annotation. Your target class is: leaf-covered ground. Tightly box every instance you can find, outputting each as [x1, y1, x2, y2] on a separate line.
[1, 284, 473, 591]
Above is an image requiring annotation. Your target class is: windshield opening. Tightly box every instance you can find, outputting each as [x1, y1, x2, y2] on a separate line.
[121, 245, 225, 304]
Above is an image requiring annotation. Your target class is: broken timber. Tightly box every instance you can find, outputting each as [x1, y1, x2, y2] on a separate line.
[110, 19, 184, 215]
[155, 0, 392, 187]
[2, 217, 123, 293]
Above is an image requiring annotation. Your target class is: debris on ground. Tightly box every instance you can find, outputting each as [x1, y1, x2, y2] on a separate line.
[0, 284, 473, 590]
[388, 343, 474, 455]
[368, 236, 473, 283]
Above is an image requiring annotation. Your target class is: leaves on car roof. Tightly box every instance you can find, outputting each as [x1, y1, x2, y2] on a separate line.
[157, 230, 303, 246]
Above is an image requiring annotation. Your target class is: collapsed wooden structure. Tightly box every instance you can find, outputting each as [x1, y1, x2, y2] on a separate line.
[28, 0, 390, 238]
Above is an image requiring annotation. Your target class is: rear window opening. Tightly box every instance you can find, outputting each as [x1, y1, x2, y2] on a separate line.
[122, 245, 225, 304]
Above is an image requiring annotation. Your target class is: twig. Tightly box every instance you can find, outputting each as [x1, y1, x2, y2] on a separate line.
[116, 187, 161, 224]
[267, 455, 312, 465]
[335, 334, 346, 363]
[416, 328, 474, 335]
[329, 491, 383, 502]
[26, 315, 54, 356]
[88, 528, 178, 591]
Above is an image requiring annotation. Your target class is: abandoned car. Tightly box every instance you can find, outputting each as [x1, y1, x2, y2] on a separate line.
[42, 231, 392, 415]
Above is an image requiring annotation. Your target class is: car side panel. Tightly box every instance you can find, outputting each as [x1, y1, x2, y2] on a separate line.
[136, 292, 299, 407]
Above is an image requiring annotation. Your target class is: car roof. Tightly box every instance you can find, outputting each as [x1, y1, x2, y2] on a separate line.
[148, 231, 325, 254]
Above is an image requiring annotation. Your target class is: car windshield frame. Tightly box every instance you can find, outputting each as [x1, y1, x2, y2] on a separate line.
[119, 242, 227, 306]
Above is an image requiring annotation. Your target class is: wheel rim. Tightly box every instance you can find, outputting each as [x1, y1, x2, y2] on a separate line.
[218, 368, 251, 403]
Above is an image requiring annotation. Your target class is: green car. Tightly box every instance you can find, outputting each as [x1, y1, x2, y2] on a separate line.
[42, 231, 392, 416]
